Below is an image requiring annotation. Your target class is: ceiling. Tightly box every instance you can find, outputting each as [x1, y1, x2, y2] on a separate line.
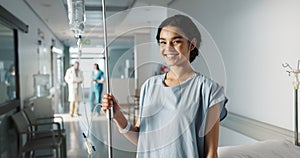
[23, 0, 174, 54]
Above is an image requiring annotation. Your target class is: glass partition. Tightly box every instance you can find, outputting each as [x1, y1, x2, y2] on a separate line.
[0, 5, 27, 114]
[0, 23, 16, 103]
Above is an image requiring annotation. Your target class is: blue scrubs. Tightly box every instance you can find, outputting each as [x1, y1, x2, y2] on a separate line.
[137, 73, 227, 158]
[90, 70, 104, 114]
[5, 71, 16, 100]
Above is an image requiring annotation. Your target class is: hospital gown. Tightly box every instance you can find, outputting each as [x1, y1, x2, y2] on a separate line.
[137, 73, 228, 158]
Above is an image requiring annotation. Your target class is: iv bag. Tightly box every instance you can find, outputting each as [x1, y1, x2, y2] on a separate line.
[67, 0, 85, 36]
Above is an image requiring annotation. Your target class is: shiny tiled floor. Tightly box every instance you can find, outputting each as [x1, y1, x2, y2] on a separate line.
[58, 103, 136, 158]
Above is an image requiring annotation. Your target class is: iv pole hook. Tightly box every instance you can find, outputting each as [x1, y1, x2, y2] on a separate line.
[101, 0, 113, 157]
[282, 63, 293, 71]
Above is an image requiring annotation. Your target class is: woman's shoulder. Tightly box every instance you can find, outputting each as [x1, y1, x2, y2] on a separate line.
[149, 74, 165, 81]
[142, 74, 165, 87]
[194, 72, 219, 87]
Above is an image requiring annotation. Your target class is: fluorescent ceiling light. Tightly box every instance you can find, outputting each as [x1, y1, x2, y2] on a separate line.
[52, 47, 63, 54]
[69, 47, 104, 54]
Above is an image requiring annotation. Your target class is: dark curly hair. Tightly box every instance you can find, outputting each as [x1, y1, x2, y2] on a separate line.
[156, 14, 201, 63]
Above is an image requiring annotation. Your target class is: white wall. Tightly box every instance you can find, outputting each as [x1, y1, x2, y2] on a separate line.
[0, 0, 64, 106]
[135, 33, 153, 88]
[169, 0, 300, 130]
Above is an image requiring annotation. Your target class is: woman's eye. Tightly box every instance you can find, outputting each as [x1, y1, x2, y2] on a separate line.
[159, 41, 166, 45]
[172, 40, 182, 44]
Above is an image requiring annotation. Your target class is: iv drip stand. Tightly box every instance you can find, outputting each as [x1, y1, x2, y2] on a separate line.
[283, 60, 300, 146]
[101, 0, 114, 157]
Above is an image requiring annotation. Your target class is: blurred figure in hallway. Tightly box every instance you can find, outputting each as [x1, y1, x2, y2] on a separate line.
[64, 61, 83, 117]
[4, 65, 16, 100]
[90, 63, 104, 116]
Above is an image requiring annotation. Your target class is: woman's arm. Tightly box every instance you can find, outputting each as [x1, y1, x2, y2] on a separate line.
[205, 103, 221, 158]
[114, 110, 140, 144]
[102, 93, 140, 145]
[96, 78, 105, 83]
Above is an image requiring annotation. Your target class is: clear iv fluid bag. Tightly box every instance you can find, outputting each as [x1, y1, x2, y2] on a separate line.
[67, 0, 85, 35]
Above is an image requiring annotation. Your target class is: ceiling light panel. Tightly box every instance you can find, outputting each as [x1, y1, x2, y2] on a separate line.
[85, 0, 135, 7]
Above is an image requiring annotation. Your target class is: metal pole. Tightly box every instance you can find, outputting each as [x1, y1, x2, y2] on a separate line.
[101, 0, 113, 157]
[295, 88, 299, 146]
[294, 71, 299, 146]
[283, 62, 300, 146]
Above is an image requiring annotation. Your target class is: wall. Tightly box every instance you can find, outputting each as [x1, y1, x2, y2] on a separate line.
[169, 0, 300, 131]
[0, 0, 64, 106]
[135, 33, 153, 88]
[0, 1, 64, 156]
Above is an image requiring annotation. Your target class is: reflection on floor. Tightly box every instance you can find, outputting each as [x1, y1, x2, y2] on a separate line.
[57, 103, 136, 158]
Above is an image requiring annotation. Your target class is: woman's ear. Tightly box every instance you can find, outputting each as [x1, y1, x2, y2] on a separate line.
[190, 38, 197, 51]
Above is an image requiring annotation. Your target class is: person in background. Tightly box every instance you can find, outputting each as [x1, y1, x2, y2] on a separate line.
[64, 61, 83, 117]
[5, 65, 16, 100]
[101, 14, 228, 158]
[90, 63, 104, 116]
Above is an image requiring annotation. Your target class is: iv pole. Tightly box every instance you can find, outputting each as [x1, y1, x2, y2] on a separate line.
[101, 0, 114, 157]
[282, 60, 300, 146]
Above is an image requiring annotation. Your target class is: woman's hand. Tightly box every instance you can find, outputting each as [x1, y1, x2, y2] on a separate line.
[101, 93, 121, 116]
[102, 93, 140, 145]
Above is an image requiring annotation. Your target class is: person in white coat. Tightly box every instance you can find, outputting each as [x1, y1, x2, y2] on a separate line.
[64, 61, 84, 117]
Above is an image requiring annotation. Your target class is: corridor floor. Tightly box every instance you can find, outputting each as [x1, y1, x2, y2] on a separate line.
[57, 103, 136, 158]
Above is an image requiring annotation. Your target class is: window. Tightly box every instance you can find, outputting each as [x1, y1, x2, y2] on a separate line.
[0, 23, 16, 103]
[0, 5, 28, 114]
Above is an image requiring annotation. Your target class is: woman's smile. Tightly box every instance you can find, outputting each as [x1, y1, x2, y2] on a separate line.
[164, 53, 179, 60]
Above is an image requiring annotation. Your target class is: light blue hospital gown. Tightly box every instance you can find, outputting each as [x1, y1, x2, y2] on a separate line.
[137, 73, 228, 158]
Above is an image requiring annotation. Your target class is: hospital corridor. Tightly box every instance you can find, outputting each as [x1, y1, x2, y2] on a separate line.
[1, 0, 300, 158]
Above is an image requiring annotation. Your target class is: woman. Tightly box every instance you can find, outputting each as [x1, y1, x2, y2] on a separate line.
[5, 65, 16, 100]
[90, 63, 104, 116]
[102, 14, 227, 158]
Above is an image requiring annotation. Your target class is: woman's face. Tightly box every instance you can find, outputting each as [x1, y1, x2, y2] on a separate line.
[159, 26, 194, 67]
